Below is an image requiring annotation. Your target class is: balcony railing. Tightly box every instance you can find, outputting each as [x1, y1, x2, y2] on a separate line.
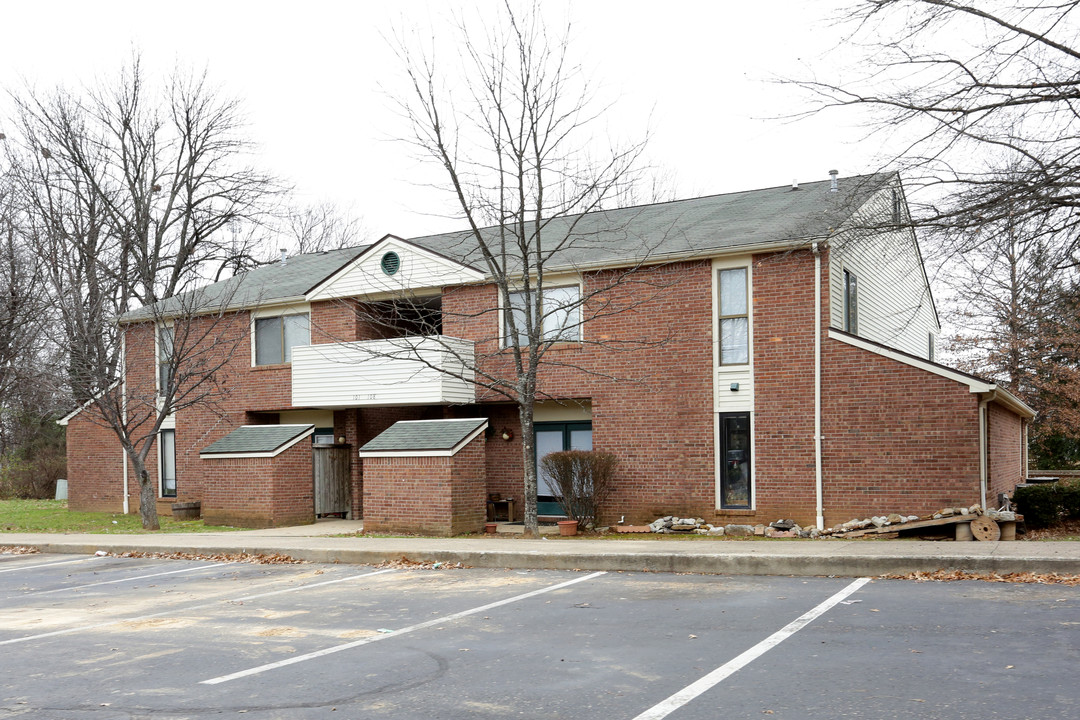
[291, 336, 475, 408]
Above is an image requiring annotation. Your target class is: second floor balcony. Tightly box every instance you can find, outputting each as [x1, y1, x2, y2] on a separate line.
[291, 336, 476, 408]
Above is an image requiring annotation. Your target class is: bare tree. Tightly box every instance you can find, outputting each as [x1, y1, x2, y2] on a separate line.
[798, 1, 1080, 262]
[4, 57, 277, 527]
[373, 2, 676, 536]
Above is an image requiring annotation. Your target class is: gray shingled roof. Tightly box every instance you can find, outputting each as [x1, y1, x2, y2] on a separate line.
[124, 173, 889, 321]
[359, 418, 487, 454]
[122, 246, 367, 322]
[406, 174, 890, 272]
[201, 424, 314, 455]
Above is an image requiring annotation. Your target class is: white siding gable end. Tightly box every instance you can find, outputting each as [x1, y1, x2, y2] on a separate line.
[306, 236, 485, 301]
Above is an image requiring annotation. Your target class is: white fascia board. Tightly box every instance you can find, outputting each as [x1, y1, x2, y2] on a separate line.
[199, 425, 315, 460]
[357, 421, 488, 458]
[306, 236, 485, 301]
[828, 329, 994, 391]
[56, 381, 121, 425]
[982, 387, 1037, 419]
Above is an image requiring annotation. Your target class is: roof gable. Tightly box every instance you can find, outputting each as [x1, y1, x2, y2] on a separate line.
[306, 236, 485, 301]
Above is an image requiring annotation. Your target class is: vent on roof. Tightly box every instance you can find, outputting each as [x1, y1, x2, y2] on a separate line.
[829, 169, 839, 192]
[791, 179, 800, 191]
[280, 248, 288, 266]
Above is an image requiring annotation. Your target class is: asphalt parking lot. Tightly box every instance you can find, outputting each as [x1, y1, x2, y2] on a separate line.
[1, 553, 1078, 719]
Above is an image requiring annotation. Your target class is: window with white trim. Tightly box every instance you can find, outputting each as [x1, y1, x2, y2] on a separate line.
[160, 429, 176, 498]
[255, 313, 310, 365]
[504, 286, 580, 347]
[158, 325, 173, 396]
[843, 269, 858, 335]
[718, 267, 749, 365]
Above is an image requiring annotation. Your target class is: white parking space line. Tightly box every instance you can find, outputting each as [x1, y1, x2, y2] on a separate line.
[631, 577, 871, 720]
[201, 570, 608, 685]
[20, 562, 231, 597]
[0, 557, 94, 574]
[0, 568, 398, 646]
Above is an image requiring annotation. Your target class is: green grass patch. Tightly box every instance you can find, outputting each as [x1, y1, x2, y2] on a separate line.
[0, 499, 238, 534]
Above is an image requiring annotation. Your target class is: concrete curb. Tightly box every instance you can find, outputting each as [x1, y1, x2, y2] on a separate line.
[9, 539, 1080, 577]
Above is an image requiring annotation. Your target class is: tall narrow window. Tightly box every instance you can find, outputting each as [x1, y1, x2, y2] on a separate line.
[255, 313, 310, 365]
[928, 332, 935, 362]
[843, 269, 858, 335]
[719, 412, 751, 508]
[158, 325, 174, 396]
[891, 188, 902, 225]
[718, 268, 749, 364]
[160, 429, 176, 498]
[504, 286, 581, 347]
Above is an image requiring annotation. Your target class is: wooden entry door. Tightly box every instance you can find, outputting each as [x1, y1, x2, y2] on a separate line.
[313, 445, 351, 517]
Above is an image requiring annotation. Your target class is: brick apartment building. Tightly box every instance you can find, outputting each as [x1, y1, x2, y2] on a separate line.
[61, 173, 1034, 533]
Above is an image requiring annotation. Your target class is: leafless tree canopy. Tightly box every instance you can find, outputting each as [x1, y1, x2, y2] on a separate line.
[382, 2, 671, 534]
[1, 57, 278, 524]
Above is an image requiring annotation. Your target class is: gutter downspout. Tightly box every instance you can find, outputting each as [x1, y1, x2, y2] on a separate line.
[121, 331, 129, 515]
[978, 396, 988, 512]
[813, 242, 824, 530]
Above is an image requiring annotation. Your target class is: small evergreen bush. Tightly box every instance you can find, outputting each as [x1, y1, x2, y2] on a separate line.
[1014, 479, 1080, 529]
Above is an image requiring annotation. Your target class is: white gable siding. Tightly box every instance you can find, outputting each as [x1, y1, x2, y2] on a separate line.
[306, 238, 484, 301]
[828, 184, 939, 358]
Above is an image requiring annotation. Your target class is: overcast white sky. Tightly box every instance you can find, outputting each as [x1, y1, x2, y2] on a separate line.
[0, 0, 878, 240]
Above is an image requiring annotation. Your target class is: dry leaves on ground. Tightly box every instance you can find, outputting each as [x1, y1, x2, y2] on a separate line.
[0, 546, 41, 555]
[107, 550, 304, 564]
[882, 570, 1080, 585]
[374, 557, 465, 570]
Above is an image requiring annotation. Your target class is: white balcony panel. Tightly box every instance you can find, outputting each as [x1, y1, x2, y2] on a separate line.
[291, 336, 475, 408]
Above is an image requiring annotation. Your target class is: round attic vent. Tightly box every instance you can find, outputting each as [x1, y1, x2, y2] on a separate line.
[380, 251, 401, 276]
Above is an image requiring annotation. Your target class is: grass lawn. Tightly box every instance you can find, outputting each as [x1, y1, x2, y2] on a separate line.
[0, 499, 238, 534]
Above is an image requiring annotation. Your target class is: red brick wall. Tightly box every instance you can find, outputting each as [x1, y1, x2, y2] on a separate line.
[361, 433, 486, 536]
[201, 439, 314, 528]
[820, 339, 982, 525]
[988, 402, 1024, 504]
[65, 411, 130, 513]
[441, 262, 716, 524]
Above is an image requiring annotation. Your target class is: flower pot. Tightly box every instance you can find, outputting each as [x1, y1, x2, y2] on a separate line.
[557, 520, 579, 536]
[484, 522, 498, 534]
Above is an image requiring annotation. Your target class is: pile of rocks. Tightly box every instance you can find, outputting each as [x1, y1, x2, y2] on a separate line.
[646, 516, 820, 538]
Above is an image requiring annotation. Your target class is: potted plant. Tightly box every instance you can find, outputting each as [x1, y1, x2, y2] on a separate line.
[540, 450, 619, 535]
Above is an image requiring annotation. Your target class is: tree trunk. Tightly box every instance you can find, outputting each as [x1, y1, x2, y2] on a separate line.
[519, 402, 538, 538]
[135, 461, 160, 531]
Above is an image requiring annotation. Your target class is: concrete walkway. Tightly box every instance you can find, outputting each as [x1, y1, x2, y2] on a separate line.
[3, 518, 1079, 577]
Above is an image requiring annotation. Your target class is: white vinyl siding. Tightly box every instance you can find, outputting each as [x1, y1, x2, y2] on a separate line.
[306, 239, 484, 301]
[828, 184, 939, 358]
[291, 336, 476, 408]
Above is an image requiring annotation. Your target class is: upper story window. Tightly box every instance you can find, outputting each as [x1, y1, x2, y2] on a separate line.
[928, 332, 935, 362]
[255, 313, 310, 365]
[504, 285, 581, 347]
[891, 188, 902, 225]
[843, 269, 858, 335]
[158, 325, 173, 396]
[718, 267, 749, 365]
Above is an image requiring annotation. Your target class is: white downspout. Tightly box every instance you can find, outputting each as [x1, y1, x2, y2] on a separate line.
[813, 242, 824, 530]
[978, 397, 988, 511]
[121, 331, 129, 515]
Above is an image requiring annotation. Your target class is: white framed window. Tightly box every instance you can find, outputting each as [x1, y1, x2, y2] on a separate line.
[158, 325, 174, 397]
[159, 429, 176, 498]
[254, 313, 310, 365]
[503, 285, 581, 347]
[928, 332, 935, 362]
[843, 269, 858, 335]
[718, 267, 749, 365]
